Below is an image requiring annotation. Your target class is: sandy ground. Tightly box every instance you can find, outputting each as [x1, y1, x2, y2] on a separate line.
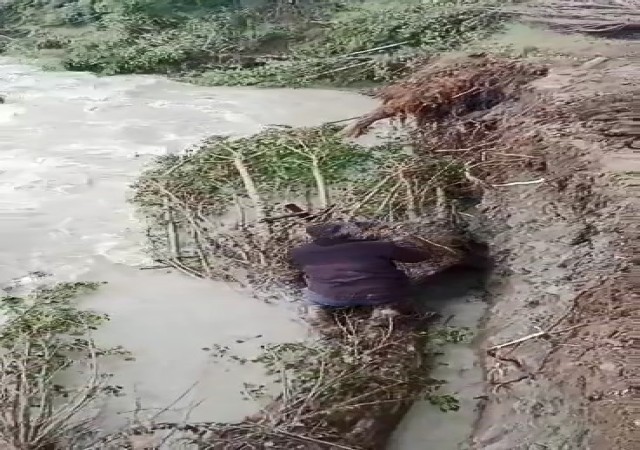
[468, 29, 639, 450]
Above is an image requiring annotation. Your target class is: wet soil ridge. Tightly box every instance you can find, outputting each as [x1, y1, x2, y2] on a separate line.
[479, 65, 639, 450]
[509, 82, 639, 449]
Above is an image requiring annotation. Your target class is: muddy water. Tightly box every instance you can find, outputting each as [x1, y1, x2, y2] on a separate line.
[0, 60, 377, 427]
[389, 267, 487, 450]
[0, 60, 487, 446]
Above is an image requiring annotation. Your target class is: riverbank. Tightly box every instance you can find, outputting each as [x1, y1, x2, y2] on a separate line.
[0, 0, 502, 87]
[472, 56, 639, 450]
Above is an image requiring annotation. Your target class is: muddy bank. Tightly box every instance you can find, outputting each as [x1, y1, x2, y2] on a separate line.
[470, 60, 639, 450]
[342, 44, 638, 449]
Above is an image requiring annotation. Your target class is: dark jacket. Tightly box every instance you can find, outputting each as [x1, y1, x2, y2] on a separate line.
[289, 238, 428, 304]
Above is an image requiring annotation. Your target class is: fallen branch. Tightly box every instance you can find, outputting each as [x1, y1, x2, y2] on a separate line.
[311, 155, 329, 208]
[413, 236, 458, 255]
[492, 178, 546, 187]
[233, 156, 267, 223]
[309, 61, 374, 81]
[163, 198, 180, 260]
[487, 323, 588, 353]
[261, 204, 336, 224]
[464, 168, 493, 190]
[340, 41, 411, 59]
[323, 116, 361, 126]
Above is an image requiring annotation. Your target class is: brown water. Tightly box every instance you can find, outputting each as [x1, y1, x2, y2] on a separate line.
[388, 268, 486, 450]
[0, 59, 376, 429]
[0, 60, 486, 447]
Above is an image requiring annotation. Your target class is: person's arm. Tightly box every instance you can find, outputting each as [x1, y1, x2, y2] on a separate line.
[389, 238, 430, 263]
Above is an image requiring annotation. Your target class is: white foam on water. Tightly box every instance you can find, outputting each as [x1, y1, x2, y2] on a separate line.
[0, 104, 25, 122]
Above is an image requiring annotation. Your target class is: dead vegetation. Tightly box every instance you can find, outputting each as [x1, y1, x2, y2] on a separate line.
[345, 56, 558, 190]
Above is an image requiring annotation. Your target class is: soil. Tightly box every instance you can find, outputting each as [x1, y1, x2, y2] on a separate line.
[468, 32, 640, 450]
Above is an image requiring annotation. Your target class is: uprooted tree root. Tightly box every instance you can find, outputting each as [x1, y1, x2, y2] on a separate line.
[343, 55, 611, 190]
[344, 56, 548, 137]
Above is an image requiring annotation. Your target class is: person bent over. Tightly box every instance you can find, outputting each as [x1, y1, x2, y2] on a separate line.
[289, 221, 430, 325]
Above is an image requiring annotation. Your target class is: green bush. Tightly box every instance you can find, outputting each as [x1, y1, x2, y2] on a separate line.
[63, 27, 213, 74]
[194, 1, 503, 87]
[34, 31, 71, 49]
[300, 0, 500, 57]
[3, 0, 503, 85]
[61, 7, 292, 74]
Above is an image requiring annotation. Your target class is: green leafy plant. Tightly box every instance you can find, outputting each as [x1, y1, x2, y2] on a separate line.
[0, 282, 125, 449]
[2, 0, 503, 85]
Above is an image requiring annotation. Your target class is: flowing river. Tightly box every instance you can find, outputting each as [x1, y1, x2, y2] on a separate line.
[0, 59, 485, 447]
[0, 59, 378, 428]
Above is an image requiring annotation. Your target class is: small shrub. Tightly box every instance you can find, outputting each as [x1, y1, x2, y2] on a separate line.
[34, 32, 71, 50]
